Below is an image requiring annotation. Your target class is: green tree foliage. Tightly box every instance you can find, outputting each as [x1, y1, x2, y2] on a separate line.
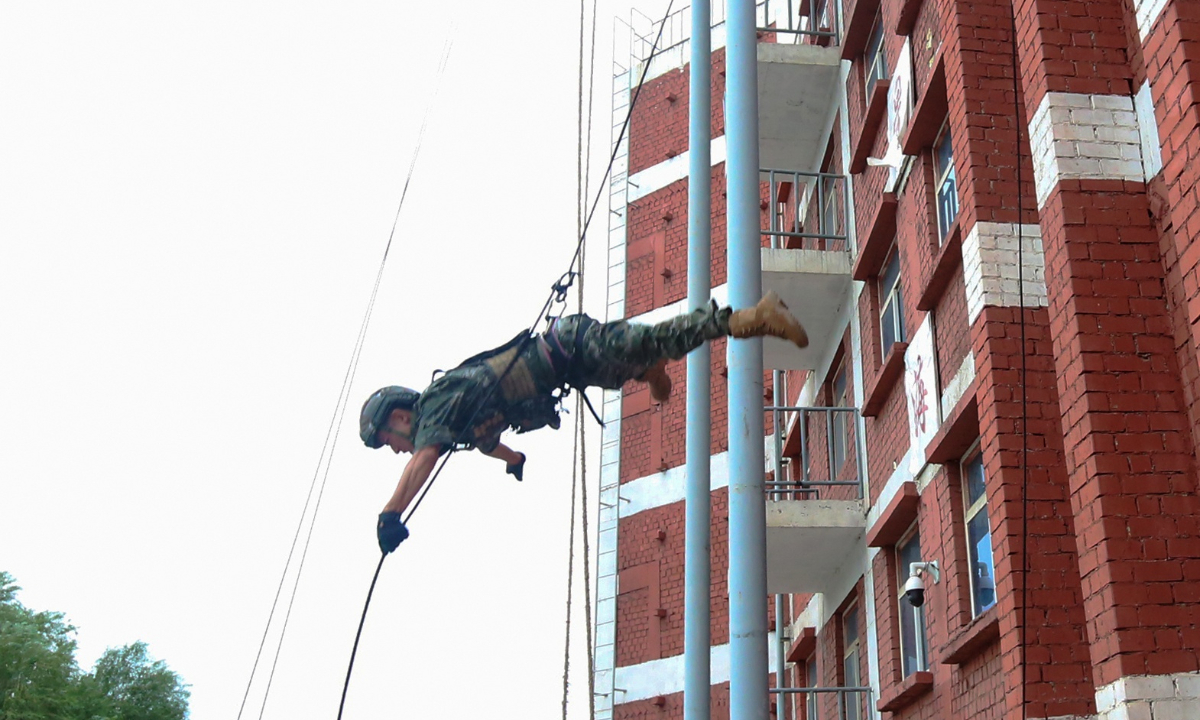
[0, 572, 190, 720]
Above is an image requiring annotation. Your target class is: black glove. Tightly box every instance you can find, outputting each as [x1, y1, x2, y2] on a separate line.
[506, 452, 527, 482]
[376, 511, 409, 554]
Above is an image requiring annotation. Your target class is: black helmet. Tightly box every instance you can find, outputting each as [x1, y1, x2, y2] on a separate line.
[360, 386, 421, 448]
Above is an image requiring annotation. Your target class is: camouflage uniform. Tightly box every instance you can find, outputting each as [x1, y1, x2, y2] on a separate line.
[411, 303, 733, 454]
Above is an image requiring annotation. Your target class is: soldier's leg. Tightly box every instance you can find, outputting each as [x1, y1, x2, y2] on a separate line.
[560, 293, 807, 398]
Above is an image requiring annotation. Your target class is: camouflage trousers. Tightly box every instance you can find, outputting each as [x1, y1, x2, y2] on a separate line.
[543, 301, 733, 391]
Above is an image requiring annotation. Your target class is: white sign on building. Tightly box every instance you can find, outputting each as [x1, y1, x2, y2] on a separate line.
[867, 38, 915, 193]
[904, 315, 941, 473]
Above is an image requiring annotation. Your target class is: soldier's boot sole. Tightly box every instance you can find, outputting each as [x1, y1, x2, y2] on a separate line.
[638, 359, 672, 402]
[728, 291, 809, 349]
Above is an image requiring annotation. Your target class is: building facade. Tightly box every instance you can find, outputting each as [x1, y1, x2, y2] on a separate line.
[595, 0, 1200, 718]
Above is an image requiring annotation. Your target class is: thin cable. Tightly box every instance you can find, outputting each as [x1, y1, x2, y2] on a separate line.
[580, 400, 595, 720]
[547, 0, 678, 328]
[561, 0, 589, 713]
[1010, 5, 1030, 718]
[336, 554, 386, 720]
[561, 419, 580, 720]
[241, 35, 455, 719]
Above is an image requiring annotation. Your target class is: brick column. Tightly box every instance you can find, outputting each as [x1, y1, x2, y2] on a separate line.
[1137, 0, 1200, 461]
[1014, 0, 1200, 711]
[972, 306, 1096, 719]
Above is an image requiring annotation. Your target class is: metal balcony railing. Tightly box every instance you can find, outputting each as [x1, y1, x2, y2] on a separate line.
[763, 169, 850, 252]
[769, 686, 873, 720]
[628, 0, 840, 64]
[758, 0, 840, 44]
[766, 406, 864, 500]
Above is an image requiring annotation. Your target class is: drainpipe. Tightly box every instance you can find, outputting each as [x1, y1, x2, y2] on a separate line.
[773, 372, 787, 720]
[684, 0, 712, 719]
[726, 1, 768, 719]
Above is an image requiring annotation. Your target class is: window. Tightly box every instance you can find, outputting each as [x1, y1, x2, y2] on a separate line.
[806, 656, 819, 720]
[879, 248, 905, 354]
[962, 447, 997, 616]
[933, 122, 959, 242]
[832, 362, 849, 471]
[896, 526, 929, 676]
[820, 174, 841, 244]
[842, 605, 863, 720]
[864, 13, 888, 100]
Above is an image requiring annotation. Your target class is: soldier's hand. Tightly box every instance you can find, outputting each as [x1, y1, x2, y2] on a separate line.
[377, 511, 409, 554]
[506, 452, 527, 482]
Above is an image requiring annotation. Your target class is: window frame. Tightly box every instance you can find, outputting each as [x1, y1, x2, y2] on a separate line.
[878, 246, 905, 355]
[842, 602, 863, 720]
[895, 524, 929, 677]
[932, 120, 959, 242]
[863, 11, 888, 101]
[831, 360, 849, 472]
[961, 442, 998, 617]
[805, 655, 819, 720]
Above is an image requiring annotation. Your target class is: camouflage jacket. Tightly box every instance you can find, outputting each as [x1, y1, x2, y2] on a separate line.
[411, 331, 566, 454]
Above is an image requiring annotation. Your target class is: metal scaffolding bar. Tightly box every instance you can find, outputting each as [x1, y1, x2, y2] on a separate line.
[684, 0, 713, 717]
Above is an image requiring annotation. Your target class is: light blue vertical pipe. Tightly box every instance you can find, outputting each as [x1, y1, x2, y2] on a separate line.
[725, 1, 768, 720]
[685, 0, 712, 718]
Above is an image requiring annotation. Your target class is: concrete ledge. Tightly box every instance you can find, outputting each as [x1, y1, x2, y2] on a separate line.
[766, 499, 865, 593]
[758, 43, 843, 173]
[762, 247, 854, 371]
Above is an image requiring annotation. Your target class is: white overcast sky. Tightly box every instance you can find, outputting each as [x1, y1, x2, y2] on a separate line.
[0, 1, 675, 718]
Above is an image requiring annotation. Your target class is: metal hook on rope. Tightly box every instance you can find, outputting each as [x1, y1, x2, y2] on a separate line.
[551, 271, 577, 305]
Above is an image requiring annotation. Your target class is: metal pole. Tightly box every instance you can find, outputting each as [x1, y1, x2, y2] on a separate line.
[774, 593, 787, 720]
[685, 0, 713, 718]
[727, 0, 768, 719]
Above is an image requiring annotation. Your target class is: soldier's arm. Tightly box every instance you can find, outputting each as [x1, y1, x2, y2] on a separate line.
[382, 444, 444, 516]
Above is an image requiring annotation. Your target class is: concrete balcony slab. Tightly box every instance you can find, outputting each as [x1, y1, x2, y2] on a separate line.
[766, 499, 866, 594]
[759, 43, 843, 174]
[761, 247, 854, 370]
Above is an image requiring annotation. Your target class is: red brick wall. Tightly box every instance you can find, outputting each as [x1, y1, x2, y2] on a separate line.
[1139, 5, 1200, 459]
[934, 269, 970, 394]
[625, 169, 729, 318]
[628, 49, 727, 176]
[614, 683, 731, 720]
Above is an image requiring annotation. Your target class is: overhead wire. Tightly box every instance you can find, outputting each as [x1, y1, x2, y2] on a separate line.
[237, 33, 455, 720]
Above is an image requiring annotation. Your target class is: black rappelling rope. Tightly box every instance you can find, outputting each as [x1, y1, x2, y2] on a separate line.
[334, 1, 678, 716]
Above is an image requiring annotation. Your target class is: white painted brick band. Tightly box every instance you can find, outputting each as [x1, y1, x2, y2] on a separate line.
[1029, 92, 1145, 209]
[962, 222, 1047, 324]
[1135, 81, 1164, 180]
[1134, 0, 1169, 43]
[1096, 673, 1200, 720]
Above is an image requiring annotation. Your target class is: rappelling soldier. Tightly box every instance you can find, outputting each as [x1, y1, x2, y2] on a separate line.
[360, 291, 809, 554]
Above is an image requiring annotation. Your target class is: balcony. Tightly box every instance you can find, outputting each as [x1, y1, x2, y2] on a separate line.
[760, 169, 855, 371]
[756, 0, 843, 175]
[770, 686, 874, 720]
[765, 406, 865, 594]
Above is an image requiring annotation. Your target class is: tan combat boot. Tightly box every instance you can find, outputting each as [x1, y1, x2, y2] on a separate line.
[639, 359, 673, 402]
[728, 291, 809, 348]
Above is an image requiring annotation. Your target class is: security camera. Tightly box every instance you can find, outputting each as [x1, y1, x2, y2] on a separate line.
[904, 573, 927, 607]
[906, 561, 940, 608]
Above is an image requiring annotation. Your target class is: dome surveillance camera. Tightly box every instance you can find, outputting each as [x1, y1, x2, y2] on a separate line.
[904, 573, 927, 607]
[906, 561, 940, 609]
